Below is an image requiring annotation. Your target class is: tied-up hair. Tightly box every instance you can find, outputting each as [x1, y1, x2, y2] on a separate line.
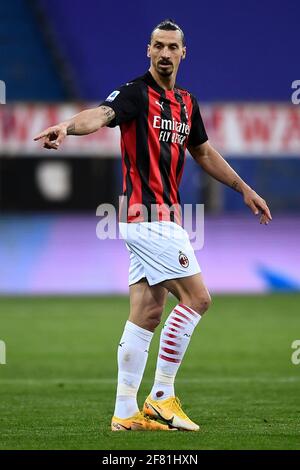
[150, 19, 185, 46]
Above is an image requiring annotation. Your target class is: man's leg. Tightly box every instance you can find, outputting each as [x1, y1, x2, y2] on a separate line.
[112, 278, 173, 431]
[128, 278, 168, 332]
[144, 273, 211, 431]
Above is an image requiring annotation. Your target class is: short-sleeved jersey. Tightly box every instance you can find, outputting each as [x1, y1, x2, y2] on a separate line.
[101, 71, 208, 224]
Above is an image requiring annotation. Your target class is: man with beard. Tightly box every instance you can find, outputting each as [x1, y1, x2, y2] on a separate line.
[34, 19, 272, 431]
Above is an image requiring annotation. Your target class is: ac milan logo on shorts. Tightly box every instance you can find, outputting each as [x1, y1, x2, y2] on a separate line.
[178, 251, 189, 268]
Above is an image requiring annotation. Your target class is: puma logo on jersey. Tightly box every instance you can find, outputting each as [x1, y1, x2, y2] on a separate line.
[155, 100, 164, 111]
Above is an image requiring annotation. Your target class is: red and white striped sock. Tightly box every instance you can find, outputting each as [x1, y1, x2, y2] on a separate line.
[150, 304, 201, 401]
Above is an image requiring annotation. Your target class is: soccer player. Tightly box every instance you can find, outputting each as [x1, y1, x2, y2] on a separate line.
[34, 19, 272, 431]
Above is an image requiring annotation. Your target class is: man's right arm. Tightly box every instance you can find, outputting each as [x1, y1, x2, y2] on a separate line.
[34, 105, 115, 150]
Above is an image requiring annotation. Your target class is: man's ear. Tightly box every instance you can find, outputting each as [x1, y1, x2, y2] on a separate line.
[147, 45, 151, 58]
[182, 47, 187, 60]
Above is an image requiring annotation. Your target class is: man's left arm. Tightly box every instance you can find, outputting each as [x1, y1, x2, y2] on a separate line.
[188, 140, 272, 225]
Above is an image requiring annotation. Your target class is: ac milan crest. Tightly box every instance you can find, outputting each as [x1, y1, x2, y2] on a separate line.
[178, 251, 189, 268]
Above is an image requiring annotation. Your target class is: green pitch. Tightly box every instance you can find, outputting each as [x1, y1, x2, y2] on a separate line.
[0, 294, 299, 450]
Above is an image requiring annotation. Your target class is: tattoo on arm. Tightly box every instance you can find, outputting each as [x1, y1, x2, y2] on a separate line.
[100, 106, 115, 124]
[67, 123, 76, 135]
[231, 180, 240, 192]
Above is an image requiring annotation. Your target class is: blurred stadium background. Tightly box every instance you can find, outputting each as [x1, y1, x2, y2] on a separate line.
[1, 0, 299, 294]
[0, 0, 300, 450]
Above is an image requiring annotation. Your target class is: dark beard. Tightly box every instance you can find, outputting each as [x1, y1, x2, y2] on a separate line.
[156, 63, 173, 77]
[157, 69, 173, 77]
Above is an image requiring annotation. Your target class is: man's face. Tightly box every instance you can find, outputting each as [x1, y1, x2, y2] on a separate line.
[148, 29, 186, 78]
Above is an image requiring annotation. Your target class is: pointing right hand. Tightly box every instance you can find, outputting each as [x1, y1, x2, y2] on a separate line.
[34, 124, 68, 150]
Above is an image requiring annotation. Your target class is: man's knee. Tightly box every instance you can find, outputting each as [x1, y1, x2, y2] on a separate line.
[198, 292, 212, 315]
[184, 292, 212, 316]
[130, 303, 164, 331]
[145, 304, 164, 330]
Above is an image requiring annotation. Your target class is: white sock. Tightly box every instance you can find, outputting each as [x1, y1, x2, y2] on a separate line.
[114, 320, 153, 418]
[150, 304, 201, 401]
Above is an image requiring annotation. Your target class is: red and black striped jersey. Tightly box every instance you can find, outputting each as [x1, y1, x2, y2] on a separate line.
[101, 71, 208, 224]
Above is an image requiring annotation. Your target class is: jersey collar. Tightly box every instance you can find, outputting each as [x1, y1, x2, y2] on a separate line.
[144, 71, 178, 95]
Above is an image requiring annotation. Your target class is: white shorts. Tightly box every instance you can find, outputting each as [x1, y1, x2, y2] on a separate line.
[119, 221, 201, 286]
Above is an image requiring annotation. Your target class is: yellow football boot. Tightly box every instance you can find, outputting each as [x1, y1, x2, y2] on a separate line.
[143, 396, 200, 431]
[111, 411, 177, 431]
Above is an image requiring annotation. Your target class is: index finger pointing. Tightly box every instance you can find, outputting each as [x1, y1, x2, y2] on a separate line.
[256, 199, 272, 221]
[34, 131, 48, 141]
[262, 205, 272, 221]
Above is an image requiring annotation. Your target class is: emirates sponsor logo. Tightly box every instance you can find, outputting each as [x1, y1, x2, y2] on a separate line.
[153, 115, 190, 144]
[153, 115, 190, 134]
